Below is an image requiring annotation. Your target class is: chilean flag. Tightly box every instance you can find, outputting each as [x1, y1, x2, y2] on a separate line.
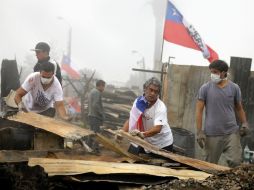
[61, 55, 80, 79]
[163, 1, 218, 63]
[129, 96, 148, 132]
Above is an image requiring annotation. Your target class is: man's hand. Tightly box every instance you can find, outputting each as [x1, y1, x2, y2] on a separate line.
[18, 102, 27, 112]
[240, 122, 249, 137]
[62, 116, 73, 122]
[129, 129, 145, 139]
[114, 129, 123, 142]
[197, 130, 206, 149]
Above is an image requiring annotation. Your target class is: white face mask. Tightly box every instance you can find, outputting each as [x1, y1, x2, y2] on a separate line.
[41, 76, 53, 84]
[210, 73, 222, 83]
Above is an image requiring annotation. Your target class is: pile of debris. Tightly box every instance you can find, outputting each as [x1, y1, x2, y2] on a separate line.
[148, 164, 254, 190]
[102, 88, 137, 129]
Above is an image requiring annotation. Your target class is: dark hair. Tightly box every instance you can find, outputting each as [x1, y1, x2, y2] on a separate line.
[40, 62, 55, 73]
[143, 77, 161, 92]
[96, 80, 106, 87]
[209, 60, 229, 73]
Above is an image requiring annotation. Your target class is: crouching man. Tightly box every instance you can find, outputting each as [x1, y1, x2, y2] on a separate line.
[14, 61, 70, 121]
[123, 77, 173, 155]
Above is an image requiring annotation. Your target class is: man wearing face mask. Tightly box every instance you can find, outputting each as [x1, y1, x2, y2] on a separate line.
[196, 59, 249, 167]
[14, 62, 70, 120]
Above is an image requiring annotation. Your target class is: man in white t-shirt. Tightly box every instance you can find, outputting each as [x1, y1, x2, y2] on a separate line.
[14, 62, 70, 121]
[123, 77, 173, 155]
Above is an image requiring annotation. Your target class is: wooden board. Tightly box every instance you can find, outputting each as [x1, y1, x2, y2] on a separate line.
[0, 149, 129, 163]
[28, 158, 211, 180]
[8, 112, 93, 140]
[96, 133, 147, 162]
[119, 131, 230, 173]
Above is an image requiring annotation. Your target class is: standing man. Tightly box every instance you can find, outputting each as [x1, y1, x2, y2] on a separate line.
[87, 80, 106, 152]
[88, 80, 106, 133]
[14, 62, 70, 120]
[123, 77, 173, 155]
[31, 42, 62, 85]
[196, 59, 249, 167]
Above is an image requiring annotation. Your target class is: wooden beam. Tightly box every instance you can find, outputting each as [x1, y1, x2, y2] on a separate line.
[96, 133, 148, 162]
[28, 158, 211, 180]
[8, 112, 93, 140]
[119, 131, 230, 173]
[0, 149, 130, 163]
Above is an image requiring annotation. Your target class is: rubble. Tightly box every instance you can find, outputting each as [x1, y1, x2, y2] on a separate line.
[146, 164, 254, 190]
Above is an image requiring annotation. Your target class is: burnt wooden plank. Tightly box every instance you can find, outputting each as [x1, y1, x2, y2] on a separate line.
[96, 133, 147, 162]
[28, 158, 211, 180]
[8, 112, 93, 140]
[119, 131, 229, 174]
[0, 149, 129, 163]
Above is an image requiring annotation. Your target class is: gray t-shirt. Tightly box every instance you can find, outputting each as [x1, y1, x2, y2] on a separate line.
[88, 88, 104, 120]
[198, 81, 241, 136]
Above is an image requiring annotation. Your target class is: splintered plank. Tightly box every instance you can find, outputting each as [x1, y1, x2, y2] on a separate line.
[0, 149, 130, 163]
[28, 158, 211, 180]
[119, 131, 230, 174]
[8, 112, 93, 140]
[96, 133, 148, 162]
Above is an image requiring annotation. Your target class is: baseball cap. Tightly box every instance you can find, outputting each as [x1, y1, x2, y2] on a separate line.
[31, 42, 50, 52]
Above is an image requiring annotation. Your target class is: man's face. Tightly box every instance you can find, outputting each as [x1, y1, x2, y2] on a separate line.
[144, 84, 159, 103]
[40, 71, 54, 78]
[36, 50, 48, 61]
[40, 71, 54, 85]
[97, 85, 105, 92]
[210, 68, 225, 78]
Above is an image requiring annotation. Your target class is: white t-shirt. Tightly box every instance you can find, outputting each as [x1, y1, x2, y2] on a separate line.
[22, 72, 63, 113]
[142, 98, 173, 148]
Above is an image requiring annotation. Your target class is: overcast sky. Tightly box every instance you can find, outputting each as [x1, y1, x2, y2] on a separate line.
[0, 0, 253, 84]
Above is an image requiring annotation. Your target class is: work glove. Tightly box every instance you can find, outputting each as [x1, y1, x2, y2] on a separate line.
[114, 129, 124, 143]
[18, 102, 27, 112]
[239, 122, 250, 137]
[196, 130, 206, 149]
[129, 129, 145, 139]
[62, 116, 73, 122]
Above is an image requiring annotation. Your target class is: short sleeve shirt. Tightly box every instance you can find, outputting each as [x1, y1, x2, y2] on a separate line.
[142, 99, 173, 148]
[198, 81, 241, 136]
[22, 72, 63, 113]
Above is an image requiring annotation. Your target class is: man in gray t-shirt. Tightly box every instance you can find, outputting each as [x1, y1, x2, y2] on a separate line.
[196, 60, 248, 167]
[87, 80, 106, 152]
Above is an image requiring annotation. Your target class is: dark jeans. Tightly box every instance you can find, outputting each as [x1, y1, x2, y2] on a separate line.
[39, 107, 56, 118]
[87, 116, 103, 151]
[88, 116, 103, 133]
[128, 143, 173, 158]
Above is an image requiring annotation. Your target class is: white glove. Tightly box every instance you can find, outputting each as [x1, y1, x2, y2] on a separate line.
[129, 129, 145, 139]
[18, 102, 27, 112]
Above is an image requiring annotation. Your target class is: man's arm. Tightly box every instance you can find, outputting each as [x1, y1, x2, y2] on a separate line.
[235, 101, 247, 124]
[55, 101, 70, 121]
[122, 119, 129, 132]
[14, 87, 27, 105]
[196, 100, 205, 133]
[143, 125, 162, 137]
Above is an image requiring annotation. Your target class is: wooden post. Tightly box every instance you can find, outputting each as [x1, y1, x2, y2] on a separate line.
[1, 59, 20, 97]
[230, 57, 252, 109]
